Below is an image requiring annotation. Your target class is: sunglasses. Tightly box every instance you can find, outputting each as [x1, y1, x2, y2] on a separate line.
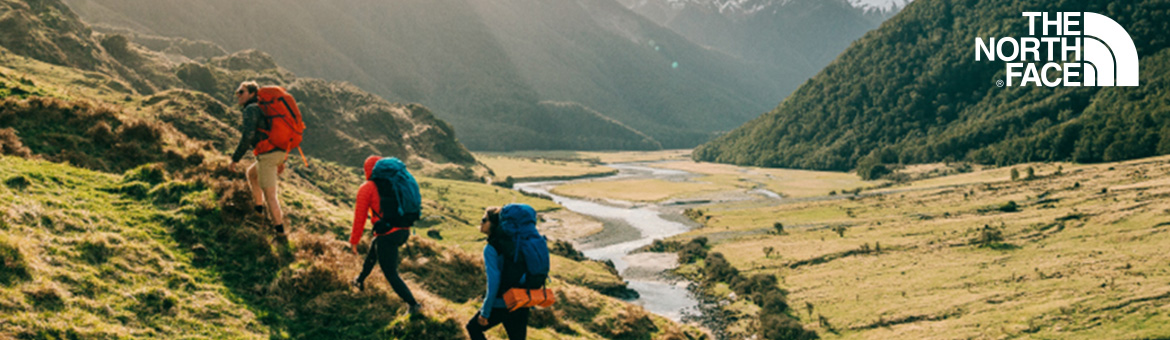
[481, 217, 489, 223]
[235, 89, 246, 95]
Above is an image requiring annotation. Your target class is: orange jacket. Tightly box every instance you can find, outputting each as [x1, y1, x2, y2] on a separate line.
[350, 156, 408, 246]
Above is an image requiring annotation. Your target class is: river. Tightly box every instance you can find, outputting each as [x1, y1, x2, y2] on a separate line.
[513, 162, 703, 321]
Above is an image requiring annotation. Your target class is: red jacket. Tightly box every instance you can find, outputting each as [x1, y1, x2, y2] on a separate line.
[350, 156, 408, 246]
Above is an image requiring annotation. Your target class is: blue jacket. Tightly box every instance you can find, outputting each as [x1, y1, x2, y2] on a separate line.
[480, 244, 508, 318]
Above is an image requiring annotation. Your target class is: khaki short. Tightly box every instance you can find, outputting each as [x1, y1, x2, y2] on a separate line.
[249, 151, 286, 189]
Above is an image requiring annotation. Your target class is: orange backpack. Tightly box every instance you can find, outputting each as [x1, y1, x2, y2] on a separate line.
[253, 86, 308, 167]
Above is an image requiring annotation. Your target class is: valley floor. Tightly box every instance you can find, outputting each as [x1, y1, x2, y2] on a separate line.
[489, 151, 1170, 339]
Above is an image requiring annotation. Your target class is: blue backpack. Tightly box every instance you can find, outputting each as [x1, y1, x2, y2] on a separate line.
[497, 204, 550, 293]
[369, 157, 421, 233]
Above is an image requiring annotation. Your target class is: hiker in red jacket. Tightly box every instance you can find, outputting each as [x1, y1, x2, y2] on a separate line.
[349, 155, 422, 316]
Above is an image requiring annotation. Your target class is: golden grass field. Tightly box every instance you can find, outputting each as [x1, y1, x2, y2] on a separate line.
[682, 157, 1170, 339]
[648, 161, 883, 198]
[478, 149, 690, 165]
[551, 178, 725, 202]
[537, 151, 1170, 339]
[474, 154, 616, 182]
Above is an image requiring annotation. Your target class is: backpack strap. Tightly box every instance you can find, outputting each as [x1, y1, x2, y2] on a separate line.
[279, 146, 310, 168]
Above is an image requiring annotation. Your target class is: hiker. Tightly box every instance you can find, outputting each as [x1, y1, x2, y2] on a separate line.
[349, 156, 423, 316]
[229, 81, 288, 235]
[466, 204, 549, 340]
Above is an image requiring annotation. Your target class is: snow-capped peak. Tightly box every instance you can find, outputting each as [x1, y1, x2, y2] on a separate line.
[847, 0, 909, 13]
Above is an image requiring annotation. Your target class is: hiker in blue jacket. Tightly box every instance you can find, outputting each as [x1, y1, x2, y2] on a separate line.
[466, 206, 530, 340]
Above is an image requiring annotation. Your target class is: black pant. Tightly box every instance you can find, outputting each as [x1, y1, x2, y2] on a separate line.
[465, 308, 529, 340]
[356, 229, 417, 306]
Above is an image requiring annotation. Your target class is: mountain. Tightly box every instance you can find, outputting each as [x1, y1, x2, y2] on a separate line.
[617, 0, 899, 93]
[1, 0, 485, 177]
[694, 0, 1170, 174]
[60, 0, 792, 150]
[847, 0, 911, 13]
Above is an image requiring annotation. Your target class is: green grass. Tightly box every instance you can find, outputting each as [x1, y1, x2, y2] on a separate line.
[0, 43, 706, 339]
[0, 155, 267, 338]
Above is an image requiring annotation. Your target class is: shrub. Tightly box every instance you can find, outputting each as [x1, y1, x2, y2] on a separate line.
[678, 237, 708, 264]
[1010, 168, 1020, 181]
[639, 239, 682, 253]
[760, 313, 818, 340]
[773, 222, 785, 234]
[704, 253, 738, 283]
[551, 239, 588, 261]
[974, 224, 1005, 247]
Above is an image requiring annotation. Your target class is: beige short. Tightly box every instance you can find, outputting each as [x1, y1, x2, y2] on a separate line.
[249, 151, 286, 189]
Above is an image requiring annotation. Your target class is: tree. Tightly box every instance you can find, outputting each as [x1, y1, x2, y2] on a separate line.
[1010, 168, 1020, 181]
[772, 222, 785, 235]
[763, 246, 774, 259]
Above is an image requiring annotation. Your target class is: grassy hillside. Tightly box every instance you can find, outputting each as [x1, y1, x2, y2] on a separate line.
[658, 156, 1170, 339]
[0, 1, 707, 337]
[61, 0, 786, 150]
[695, 0, 1170, 173]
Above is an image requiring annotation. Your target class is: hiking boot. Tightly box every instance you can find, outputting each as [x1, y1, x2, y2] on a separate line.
[408, 303, 423, 318]
[350, 277, 364, 292]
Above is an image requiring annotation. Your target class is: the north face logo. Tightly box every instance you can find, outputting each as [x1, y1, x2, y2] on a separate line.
[975, 12, 1138, 87]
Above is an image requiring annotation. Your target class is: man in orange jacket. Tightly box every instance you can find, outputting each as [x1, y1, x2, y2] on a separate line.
[350, 155, 421, 316]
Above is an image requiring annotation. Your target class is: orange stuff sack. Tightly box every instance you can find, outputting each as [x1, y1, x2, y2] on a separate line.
[503, 288, 556, 312]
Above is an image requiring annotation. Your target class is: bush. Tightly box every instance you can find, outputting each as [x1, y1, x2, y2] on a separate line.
[974, 224, 1005, 247]
[551, 239, 588, 261]
[678, 237, 708, 264]
[773, 222, 785, 235]
[761, 313, 818, 340]
[704, 253, 738, 283]
[731, 274, 778, 300]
